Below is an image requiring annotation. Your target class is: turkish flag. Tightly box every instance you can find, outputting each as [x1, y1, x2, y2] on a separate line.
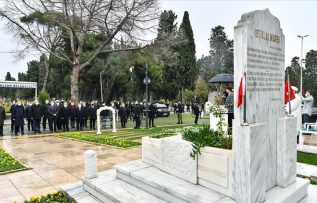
[237, 76, 243, 108]
[284, 81, 295, 104]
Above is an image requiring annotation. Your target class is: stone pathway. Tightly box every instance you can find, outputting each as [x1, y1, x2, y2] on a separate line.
[0, 136, 141, 203]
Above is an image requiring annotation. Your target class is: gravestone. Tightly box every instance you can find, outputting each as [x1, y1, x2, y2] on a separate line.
[233, 9, 304, 202]
[96, 106, 117, 133]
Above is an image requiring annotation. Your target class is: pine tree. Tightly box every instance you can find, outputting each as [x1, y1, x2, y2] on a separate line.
[177, 11, 197, 102]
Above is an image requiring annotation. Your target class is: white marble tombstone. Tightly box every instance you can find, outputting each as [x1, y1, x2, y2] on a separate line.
[233, 9, 298, 203]
[96, 106, 117, 134]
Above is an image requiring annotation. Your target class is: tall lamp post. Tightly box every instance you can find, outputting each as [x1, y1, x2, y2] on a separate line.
[297, 34, 309, 94]
[143, 64, 151, 129]
[100, 70, 105, 103]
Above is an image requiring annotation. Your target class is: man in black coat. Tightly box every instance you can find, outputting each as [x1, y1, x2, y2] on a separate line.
[149, 103, 156, 128]
[61, 102, 70, 132]
[82, 102, 88, 128]
[76, 103, 85, 131]
[69, 102, 76, 128]
[25, 102, 34, 132]
[192, 103, 200, 125]
[0, 103, 6, 136]
[56, 100, 62, 130]
[31, 100, 43, 134]
[133, 101, 142, 129]
[88, 101, 97, 130]
[42, 100, 49, 131]
[10, 101, 16, 133]
[48, 101, 58, 133]
[13, 100, 25, 136]
[119, 103, 128, 128]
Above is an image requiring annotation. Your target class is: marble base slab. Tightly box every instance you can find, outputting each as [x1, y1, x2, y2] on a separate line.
[265, 178, 309, 203]
[83, 170, 167, 203]
[277, 117, 297, 187]
[233, 122, 267, 202]
[198, 147, 233, 197]
[115, 161, 230, 203]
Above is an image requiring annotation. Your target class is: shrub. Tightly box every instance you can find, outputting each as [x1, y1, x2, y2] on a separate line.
[182, 125, 232, 159]
[38, 90, 50, 104]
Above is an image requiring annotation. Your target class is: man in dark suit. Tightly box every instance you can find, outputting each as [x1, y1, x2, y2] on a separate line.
[0, 103, 6, 136]
[119, 103, 128, 128]
[48, 101, 58, 133]
[149, 103, 156, 128]
[76, 103, 85, 131]
[25, 102, 34, 132]
[225, 87, 234, 128]
[10, 101, 16, 133]
[192, 102, 200, 125]
[42, 100, 49, 131]
[31, 100, 43, 134]
[89, 101, 97, 130]
[61, 102, 70, 132]
[133, 101, 141, 129]
[69, 102, 76, 128]
[13, 100, 25, 136]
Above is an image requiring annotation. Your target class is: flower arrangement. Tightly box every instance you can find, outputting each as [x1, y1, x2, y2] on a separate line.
[0, 147, 26, 173]
[23, 191, 73, 203]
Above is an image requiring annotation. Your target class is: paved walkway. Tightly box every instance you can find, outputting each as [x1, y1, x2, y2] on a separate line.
[0, 136, 141, 203]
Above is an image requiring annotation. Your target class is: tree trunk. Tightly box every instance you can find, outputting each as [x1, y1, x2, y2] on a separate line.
[42, 56, 50, 91]
[71, 66, 80, 103]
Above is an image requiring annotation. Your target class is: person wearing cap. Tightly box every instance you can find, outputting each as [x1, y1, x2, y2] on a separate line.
[285, 86, 302, 131]
[0, 102, 6, 136]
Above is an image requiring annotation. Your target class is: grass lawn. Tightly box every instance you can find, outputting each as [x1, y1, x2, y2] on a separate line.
[56, 122, 198, 147]
[297, 151, 317, 166]
[0, 147, 26, 173]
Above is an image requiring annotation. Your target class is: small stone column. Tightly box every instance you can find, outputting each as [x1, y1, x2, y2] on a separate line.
[84, 150, 97, 179]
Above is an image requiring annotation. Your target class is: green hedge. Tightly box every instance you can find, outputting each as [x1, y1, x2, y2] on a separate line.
[57, 132, 140, 148]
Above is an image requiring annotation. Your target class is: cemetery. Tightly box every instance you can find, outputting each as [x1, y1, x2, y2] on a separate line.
[0, 1, 317, 203]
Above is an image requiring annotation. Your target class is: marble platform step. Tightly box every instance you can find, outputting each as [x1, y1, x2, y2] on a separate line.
[114, 160, 233, 203]
[60, 181, 102, 203]
[265, 178, 310, 203]
[82, 169, 168, 203]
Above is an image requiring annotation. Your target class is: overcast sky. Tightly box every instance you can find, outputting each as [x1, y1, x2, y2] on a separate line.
[0, 0, 316, 80]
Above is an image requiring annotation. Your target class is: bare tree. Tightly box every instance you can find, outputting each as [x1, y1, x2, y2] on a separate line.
[0, 0, 159, 102]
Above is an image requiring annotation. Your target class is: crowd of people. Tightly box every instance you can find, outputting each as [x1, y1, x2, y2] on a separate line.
[0, 99, 164, 136]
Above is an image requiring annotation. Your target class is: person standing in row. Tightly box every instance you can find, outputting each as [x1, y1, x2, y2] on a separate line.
[0, 103, 6, 136]
[148, 102, 156, 128]
[25, 102, 34, 132]
[10, 101, 16, 133]
[133, 101, 141, 129]
[82, 102, 88, 128]
[13, 100, 25, 136]
[48, 101, 58, 133]
[31, 100, 43, 134]
[61, 102, 70, 132]
[119, 103, 128, 128]
[76, 103, 85, 131]
[69, 102, 76, 129]
[89, 101, 97, 130]
[42, 100, 49, 131]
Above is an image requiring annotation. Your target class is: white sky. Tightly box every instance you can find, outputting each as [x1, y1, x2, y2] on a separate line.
[0, 0, 316, 80]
